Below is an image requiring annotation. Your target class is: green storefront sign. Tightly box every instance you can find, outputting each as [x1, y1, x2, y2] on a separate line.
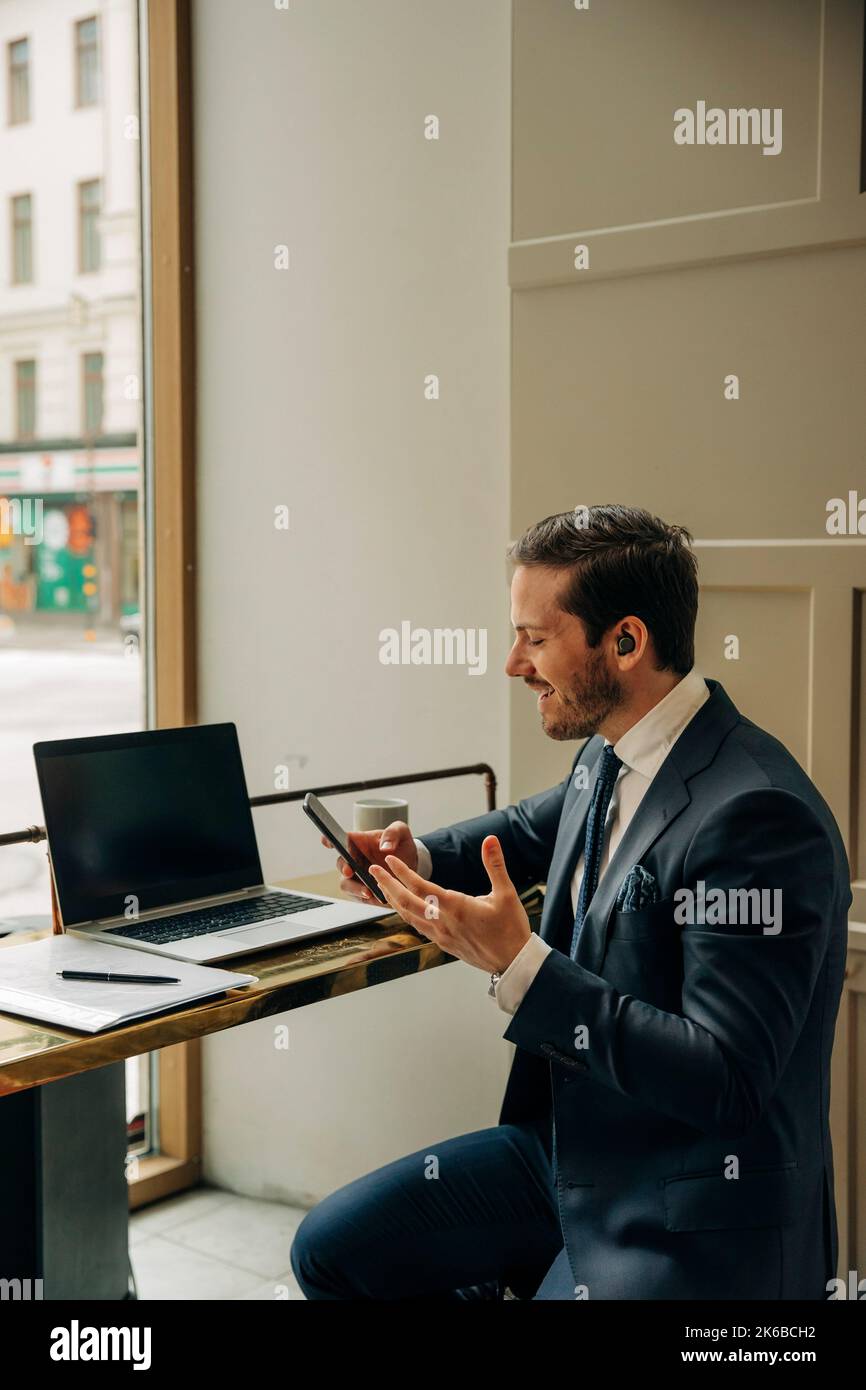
[34, 503, 98, 614]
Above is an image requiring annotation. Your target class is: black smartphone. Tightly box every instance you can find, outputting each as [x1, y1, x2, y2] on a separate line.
[302, 792, 390, 905]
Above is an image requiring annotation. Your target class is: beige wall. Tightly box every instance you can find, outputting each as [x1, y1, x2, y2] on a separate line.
[510, 0, 866, 1275]
[193, 0, 512, 1203]
[509, 0, 866, 859]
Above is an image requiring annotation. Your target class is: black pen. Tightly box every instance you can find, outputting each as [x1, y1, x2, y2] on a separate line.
[57, 970, 181, 985]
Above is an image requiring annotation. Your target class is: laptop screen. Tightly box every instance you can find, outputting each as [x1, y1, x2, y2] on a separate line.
[34, 723, 264, 927]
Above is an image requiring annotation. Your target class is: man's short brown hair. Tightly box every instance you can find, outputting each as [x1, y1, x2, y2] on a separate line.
[507, 504, 699, 676]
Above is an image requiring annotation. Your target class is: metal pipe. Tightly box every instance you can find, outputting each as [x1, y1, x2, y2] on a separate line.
[0, 763, 498, 849]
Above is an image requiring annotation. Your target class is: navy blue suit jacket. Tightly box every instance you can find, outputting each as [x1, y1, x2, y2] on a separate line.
[422, 680, 851, 1298]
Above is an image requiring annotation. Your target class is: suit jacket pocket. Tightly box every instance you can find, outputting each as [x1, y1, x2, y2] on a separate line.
[607, 895, 680, 943]
[602, 898, 684, 1011]
[663, 1162, 804, 1232]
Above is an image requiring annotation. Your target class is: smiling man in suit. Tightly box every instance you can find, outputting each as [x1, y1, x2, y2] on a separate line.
[290, 504, 850, 1301]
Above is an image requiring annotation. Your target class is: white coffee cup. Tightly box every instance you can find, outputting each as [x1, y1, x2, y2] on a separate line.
[353, 797, 409, 833]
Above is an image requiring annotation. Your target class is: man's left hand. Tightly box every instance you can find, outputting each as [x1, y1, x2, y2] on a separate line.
[369, 835, 532, 974]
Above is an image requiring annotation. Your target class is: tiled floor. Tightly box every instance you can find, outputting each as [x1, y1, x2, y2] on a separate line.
[129, 1186, 307, 1300]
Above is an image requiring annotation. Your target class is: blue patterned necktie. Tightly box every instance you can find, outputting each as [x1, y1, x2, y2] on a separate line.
[569, 743, 623, 958]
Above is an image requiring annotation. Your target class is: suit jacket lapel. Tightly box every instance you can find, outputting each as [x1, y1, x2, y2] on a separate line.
[539, 737, 603, 947]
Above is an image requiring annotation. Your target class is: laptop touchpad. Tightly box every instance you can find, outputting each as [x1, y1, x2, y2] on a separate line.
[224, 922, 311, 947]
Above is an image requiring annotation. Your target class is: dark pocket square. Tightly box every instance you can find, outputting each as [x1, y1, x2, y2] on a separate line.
[615, 863, 660, 913]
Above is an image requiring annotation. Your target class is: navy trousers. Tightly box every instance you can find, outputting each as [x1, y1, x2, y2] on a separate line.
[289, 1120, 575, 1300]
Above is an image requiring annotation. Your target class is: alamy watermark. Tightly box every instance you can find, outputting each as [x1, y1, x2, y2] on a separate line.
[378, 622, 487, 676]
[1, 1276, 43, 1300]
[674, 102, 782, 157]
[674, 880, 782, 934]
[50, 1321, 151, 1370]
[827, 1270, 866, 1299]
[0, 497, 43, 545]
[826, 491, 866, 535]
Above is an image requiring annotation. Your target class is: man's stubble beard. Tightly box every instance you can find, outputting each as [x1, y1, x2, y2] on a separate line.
[542, 647, 625, 741]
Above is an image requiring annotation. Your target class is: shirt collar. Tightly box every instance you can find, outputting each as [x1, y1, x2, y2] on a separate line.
[607, 668, 709, 781]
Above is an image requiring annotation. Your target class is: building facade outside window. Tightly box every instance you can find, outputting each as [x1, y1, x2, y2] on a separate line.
[0, 0, 147, 1156]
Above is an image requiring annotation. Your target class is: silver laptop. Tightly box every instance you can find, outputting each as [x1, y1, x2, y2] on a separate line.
[34, 723, 389, 963]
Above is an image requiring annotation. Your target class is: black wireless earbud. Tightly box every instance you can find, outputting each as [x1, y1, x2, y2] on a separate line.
[616, 633, 636, 655]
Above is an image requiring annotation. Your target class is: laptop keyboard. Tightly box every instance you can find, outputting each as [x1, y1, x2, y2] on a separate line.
[105, 891, 328, 945]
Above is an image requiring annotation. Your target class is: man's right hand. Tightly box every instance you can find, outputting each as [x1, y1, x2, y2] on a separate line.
[320, 821, 418, 902]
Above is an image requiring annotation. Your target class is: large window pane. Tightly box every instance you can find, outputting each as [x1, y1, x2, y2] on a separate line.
[0, 0, 146, 1155]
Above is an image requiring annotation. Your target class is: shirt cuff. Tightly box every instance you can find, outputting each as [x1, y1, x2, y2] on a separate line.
[494, 933, 552, 1016]
[414, 839, 433, 879]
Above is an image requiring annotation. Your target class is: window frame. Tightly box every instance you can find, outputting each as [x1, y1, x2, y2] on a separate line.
[129, 0, 200, 1210]
[81, 348, 105, 438]
[7, 36, 31, 126]
[10, 191, 33, 284]
[77, 177, 102, 274]
[14, 357, 37, 440]
[74, 14, 101, 109]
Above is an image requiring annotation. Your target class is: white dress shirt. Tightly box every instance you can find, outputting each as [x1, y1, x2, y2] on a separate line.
[416, 668, 709, 1016]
